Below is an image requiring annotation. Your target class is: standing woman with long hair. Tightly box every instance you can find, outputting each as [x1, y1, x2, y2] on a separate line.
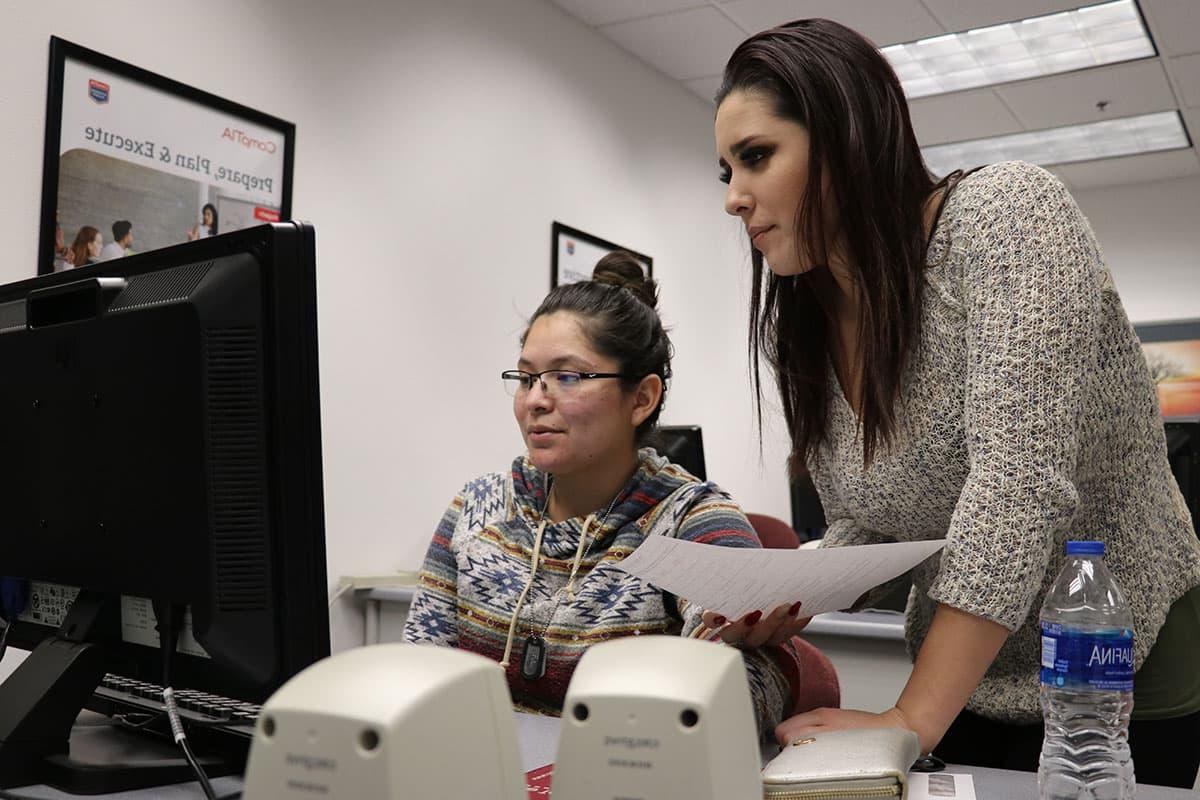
[710, 18, 1200, 787]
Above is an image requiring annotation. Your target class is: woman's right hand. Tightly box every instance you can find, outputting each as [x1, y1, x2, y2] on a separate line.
[702, 603, 811, 647]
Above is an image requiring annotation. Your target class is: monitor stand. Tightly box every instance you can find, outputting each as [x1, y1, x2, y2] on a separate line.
[0, 591, 237, 793]
[37, 711, 238, 794]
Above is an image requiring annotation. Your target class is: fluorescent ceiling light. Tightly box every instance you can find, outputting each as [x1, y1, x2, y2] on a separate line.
[921, 111, 1188, 176]
[883, 0, 1155, 98]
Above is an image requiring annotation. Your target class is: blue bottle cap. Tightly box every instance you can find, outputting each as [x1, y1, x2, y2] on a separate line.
[1066, 540, 1104, 555]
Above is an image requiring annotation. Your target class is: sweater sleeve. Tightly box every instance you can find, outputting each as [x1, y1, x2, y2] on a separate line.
[401, 490, 466, 647]
[928, 161, 1101, 630]
[667, 485, 808, 735]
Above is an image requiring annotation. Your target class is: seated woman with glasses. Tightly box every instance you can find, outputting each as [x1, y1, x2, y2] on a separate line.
[402, 251, 833, 737]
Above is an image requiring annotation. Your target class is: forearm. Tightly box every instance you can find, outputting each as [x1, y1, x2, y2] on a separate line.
[894, 603, 1009, 753]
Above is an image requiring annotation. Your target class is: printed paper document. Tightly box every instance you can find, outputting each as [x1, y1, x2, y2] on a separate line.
[614, 538, 946, 619]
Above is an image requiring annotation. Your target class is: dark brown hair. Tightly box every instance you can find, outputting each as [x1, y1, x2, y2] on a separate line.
[523, 251, 672, 442]
[717, 18, 953, 470]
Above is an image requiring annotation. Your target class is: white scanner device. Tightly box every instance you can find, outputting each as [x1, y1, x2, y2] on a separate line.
[551, 635, 762, 799]
[242, 643, 526, 799]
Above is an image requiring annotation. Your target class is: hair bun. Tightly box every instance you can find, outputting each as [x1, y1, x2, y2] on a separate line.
[592, 250, 658, 310]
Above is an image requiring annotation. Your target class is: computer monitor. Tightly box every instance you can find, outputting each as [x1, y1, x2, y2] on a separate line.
[790, 472, 827, 542]
[0, 222, 329, 789]
[657, 425, 706, 480]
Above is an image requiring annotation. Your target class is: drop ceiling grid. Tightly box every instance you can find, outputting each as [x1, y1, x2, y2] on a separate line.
[550, 0, 1200, 188]
[598, 5, 746, 81]
[1167, 53, 1200, 108]
[1140, 0, 1200, 57]
[995, 59, 1179, 131]
[714, 0, 943, 46]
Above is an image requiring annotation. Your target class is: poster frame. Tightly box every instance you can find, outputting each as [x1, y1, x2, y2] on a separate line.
[1135, 318, 1200, 420]
[38, 36, 295, 274]
[550, 222, 652, 289]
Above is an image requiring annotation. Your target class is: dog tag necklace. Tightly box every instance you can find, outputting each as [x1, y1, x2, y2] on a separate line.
[519, 488, 621, 681]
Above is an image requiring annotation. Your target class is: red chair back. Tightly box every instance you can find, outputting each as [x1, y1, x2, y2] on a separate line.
[746, 513, 840, 711]
[747, 512, 800, 549]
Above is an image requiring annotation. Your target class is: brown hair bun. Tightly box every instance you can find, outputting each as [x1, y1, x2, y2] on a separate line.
[592, 250, 658, 310]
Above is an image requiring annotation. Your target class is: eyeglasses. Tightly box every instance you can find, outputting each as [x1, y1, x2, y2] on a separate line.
[501, 369, 632, 398]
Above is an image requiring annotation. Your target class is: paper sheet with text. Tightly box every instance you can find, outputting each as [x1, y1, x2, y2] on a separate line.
[614, 538, 946, 619]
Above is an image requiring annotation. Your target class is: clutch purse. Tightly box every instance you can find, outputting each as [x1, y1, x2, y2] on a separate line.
[761, 728, 921, 800]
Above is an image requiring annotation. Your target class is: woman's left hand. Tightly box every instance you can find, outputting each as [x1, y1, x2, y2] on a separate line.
[774, 707, 915, 747]
[702, 603, 809, 647]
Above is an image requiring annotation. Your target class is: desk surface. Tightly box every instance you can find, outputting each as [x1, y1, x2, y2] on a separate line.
[13, 712, 1196, 799]
[804, 609, 906, 640]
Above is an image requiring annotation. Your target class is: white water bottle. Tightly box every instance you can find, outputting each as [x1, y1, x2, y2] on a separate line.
[1038, 540, 1135, 800]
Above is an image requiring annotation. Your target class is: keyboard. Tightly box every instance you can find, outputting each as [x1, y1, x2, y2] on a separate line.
[86, 673, 261, 758]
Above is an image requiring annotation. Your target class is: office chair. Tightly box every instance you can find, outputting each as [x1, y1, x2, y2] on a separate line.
[747, 513, 801, 549]
[743, 513, 839, 712]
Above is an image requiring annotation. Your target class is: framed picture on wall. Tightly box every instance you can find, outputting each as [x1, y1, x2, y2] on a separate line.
[1135, 318, 1200, 420]
[551, 222, 652, 288]
[38, 36, 295, 275]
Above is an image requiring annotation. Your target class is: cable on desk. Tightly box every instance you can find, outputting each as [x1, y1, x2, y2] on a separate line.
[163, 688, 216, 800]
[154, 601, 218, 800]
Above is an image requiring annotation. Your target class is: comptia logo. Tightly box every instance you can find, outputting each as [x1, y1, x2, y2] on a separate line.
[88, 79, 110, 104]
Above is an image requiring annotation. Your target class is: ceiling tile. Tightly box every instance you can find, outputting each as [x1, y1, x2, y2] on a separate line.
[684, 75, 725, 104]
[1183, 107, 1200, 143]
[908, 88, 1025, 145]
[550, 0, 708, 28]
[1140, 0, 1200, 57]
[996, 58, 1177, 129]
[1170, 53, 1200, 107]
[600, 7, 748, 80]
[1051, 147, 1199, 189]
[717, 0, 944, 46]
[918, 0, 1087, 34]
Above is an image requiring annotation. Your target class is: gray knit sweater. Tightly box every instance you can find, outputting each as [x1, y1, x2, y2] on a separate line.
[813, 161, 1200, 723]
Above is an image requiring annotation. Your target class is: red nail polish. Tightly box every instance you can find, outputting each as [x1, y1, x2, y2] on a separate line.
[745, 610, 762, 626]
[713, 616, 726, 626]
[789, 601, 803, 616]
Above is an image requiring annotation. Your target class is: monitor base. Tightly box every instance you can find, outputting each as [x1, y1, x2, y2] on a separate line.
[32, 714, 238, 795]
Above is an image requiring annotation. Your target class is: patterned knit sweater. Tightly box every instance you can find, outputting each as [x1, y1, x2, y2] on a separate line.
[402, 449, 803, 736]
[813, 161, 1200, 723]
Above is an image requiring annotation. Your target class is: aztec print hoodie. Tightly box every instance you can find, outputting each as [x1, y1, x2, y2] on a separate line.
[403, 448, 809, 736]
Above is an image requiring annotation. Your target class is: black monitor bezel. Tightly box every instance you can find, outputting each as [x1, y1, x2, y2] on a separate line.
[1, 222, 328, 703]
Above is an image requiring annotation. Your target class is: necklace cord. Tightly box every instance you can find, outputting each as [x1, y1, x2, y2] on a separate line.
[497, 484, 622, 670]
[564, 516, 594, 599]
[499, 518, 548, 669]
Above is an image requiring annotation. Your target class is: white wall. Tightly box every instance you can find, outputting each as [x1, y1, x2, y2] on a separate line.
[0, 0, 794, 652]
[1073, 175, 1200, 323]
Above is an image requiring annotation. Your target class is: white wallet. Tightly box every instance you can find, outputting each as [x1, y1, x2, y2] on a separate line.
[761, 728, 921, 800]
